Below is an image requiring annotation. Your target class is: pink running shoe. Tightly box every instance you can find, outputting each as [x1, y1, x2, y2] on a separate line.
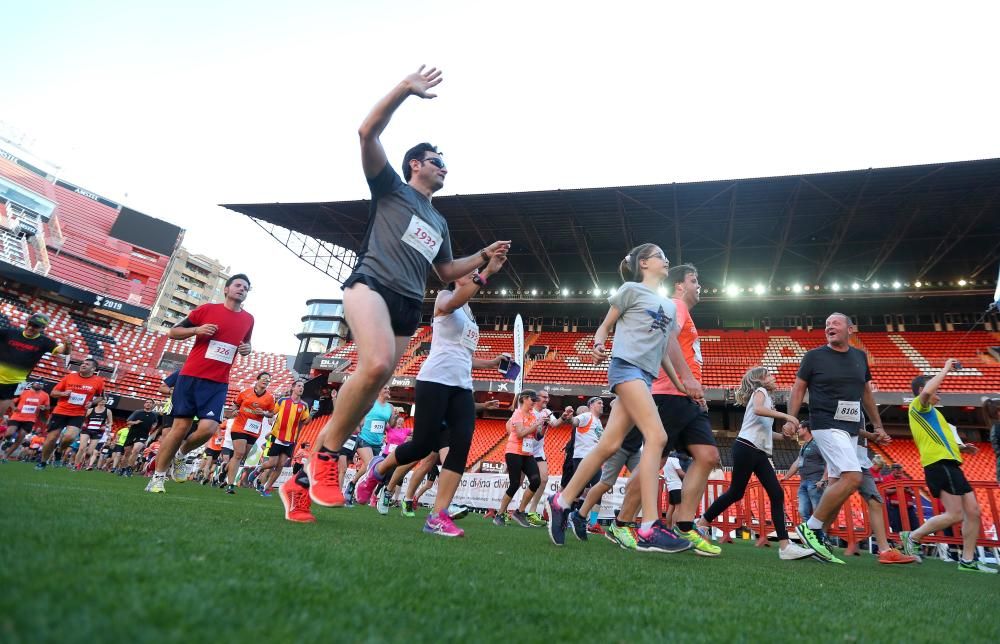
[423, 511, 465, 537]
[354, 454, 386, 505]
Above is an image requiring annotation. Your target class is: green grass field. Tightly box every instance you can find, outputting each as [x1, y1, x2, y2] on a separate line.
[2, 463, 997, 644]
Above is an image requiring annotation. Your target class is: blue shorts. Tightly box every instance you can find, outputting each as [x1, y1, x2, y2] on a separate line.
[171, 375, 228, 422]
[607, 357, 654, 392]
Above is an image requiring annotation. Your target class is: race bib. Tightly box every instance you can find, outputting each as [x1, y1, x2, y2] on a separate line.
[522, 437, 536, 453]
[68, 392, 87, 406]
[343, 438, 357, 451]
[370, 420, 385, 435]
[206, 339, 237, 364]
[460, 319, 479, 351]
[20, 404, 37, 414]
[834, 400, 861, 422]
[401, 214, 443, 264]
[244, 419, 262, 435]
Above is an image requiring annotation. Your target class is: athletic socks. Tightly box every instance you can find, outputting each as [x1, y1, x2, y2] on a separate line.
[807, 516, 824, 530]
[676, 521, 694, 533]
[640, 520, 655, 531]
[294, 470, 310, 488]
[588, 510, 599, 527]
[556, 494, 570, 509]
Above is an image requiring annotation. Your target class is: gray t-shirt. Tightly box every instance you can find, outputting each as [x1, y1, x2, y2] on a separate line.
[353, 163, 454, 300]
[797, 439, 825, 482]
[608, 282, 678, 378]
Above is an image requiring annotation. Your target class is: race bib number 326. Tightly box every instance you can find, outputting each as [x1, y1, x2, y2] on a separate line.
[401, 215, 443, 264]
[206, 340, 237, 364]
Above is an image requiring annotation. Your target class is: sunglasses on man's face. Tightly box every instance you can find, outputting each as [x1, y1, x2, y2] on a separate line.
[421, 157, 446, 170]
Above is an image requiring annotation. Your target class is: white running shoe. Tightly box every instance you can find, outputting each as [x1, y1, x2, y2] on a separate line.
[376, 488, 390, 515]
[146, 474, 166, 494]
[447, 504, 469, 520]
[170, 454, 188, 483]
[780, 542, 815, 560]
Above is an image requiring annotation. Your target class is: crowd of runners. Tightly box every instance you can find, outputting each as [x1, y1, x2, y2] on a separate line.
[2, 64, 997, 575]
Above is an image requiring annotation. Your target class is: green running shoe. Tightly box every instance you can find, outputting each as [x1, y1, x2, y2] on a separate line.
[527, 512, 546, 527]
[608, 522, 638, 550]
[675, 528, 721, 556]
[898, 530, 923, 562]
[795, 523, 843, 564]
[959, 559, 998, 574]
[401, 500, 415, 518]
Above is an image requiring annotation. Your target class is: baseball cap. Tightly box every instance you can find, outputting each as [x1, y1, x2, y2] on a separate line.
[27, 312, 50, 328]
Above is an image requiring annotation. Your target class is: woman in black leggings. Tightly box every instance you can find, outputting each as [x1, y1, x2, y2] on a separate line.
[697, 367, 814, 561]
[496, 390, 543, 527]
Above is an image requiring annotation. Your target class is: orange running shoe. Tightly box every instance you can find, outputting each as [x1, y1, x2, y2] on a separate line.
[308, 453, 345, 507]
[878, 548, 917, 565]
[279, 476, 316, 523]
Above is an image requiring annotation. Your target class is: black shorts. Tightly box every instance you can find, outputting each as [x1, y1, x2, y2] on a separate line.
[205, 448, 221, 459]
[267, 440, 294, 458]
[535, 456, 546, 463]
[653, 395, 717, 456]
[339, 435, 359, 460]
[9, 420, 35, 433]
[47, 414, 84, 433]
[82, 428, 102, 439]
[125, 433, 149, 448]
[668, 489, 682, 506]
[221, 447, 234, 458]
[0, 383, 21, 400]
[924, 460, 973, 498]
[112, 444, 126, 454]
[343, 272, 421, 337]
[230, 431, 258, 446]
[427, 464, 441, 482]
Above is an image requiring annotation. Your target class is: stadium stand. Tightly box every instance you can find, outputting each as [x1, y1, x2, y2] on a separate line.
[318, 327, 1000, 392]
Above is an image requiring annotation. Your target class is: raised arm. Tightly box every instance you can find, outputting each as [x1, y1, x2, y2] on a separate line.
[437, 252, 508, 316]
[359, 65, 443, 179]
[918, 358, 957, 408]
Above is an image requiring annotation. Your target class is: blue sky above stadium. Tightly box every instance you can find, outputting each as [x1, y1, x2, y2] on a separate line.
[2, 1, 998, 353]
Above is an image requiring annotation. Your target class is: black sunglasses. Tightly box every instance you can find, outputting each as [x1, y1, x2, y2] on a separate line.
[421, 157, 446, 170]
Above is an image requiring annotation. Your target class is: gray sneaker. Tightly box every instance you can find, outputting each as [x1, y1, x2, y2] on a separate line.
[510, 510, 532, 528]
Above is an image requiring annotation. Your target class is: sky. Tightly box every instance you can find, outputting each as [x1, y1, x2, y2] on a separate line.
[3, 1, 998, 354]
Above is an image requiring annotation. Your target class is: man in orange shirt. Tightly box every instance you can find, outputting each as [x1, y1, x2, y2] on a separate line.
[223, 372, 275, 494]
[258, 380, 310, 498]
[38, 358, 105, 470]
[2, 382, 50, 462]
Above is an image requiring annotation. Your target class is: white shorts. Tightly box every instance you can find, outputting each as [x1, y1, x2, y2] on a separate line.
[532, 438, 546, 460]
[811, 428, 861, 479]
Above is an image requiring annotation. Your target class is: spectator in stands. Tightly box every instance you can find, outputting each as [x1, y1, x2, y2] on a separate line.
[985, 398, 1000, 483]
[870, 454, 888, 481]
[900, 360, 997, 573]
[884, 463, 920, 533]
[783, 420, 826, 522]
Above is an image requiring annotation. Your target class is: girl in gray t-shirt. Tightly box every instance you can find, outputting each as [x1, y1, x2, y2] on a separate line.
[548, 243, 697, 550]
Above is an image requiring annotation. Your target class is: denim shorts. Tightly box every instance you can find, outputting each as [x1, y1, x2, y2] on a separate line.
[607, 357, 654, 392]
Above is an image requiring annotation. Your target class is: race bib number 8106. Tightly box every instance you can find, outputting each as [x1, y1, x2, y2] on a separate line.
[834, 400, 861, 422]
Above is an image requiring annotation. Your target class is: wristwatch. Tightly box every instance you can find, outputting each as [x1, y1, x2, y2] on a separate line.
[472, 273, 488, 287]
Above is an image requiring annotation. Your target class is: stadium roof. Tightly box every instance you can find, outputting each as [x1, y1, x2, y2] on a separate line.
[224, 158, 1000, 294]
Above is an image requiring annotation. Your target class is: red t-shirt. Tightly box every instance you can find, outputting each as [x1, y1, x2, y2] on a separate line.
[10, 390, 50, 422]
[52, 373, 106, 416]
[651, 298, 701, 396]
[179, 304, 254, 384]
